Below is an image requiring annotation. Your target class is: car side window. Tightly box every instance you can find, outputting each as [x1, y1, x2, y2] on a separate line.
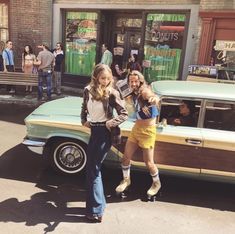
[204, 101, 235, 131]
[159, 98, 201, 127]
[218, 69, 235, 81]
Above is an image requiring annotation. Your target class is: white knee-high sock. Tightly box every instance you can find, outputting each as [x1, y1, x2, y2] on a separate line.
[122, 164, 131, 178]
[151, 171, 160, 182]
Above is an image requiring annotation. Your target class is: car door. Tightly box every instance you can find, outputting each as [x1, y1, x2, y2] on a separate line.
[154, 98, 203, 175]
[200, 100, 235, 180]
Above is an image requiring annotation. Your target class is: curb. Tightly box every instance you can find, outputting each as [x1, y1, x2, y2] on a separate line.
[0, 86, 84, 107]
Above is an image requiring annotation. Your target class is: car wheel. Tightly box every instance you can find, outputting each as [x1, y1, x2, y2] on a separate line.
[49, 139, 87, 175]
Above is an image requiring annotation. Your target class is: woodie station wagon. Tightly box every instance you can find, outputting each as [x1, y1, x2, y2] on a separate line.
[23, 81, 235, 183]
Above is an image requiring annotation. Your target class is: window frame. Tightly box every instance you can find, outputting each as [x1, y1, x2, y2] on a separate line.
[159, 96, 203, 128]
[0, 0, 9, 42]
[202, 99, 235, 132]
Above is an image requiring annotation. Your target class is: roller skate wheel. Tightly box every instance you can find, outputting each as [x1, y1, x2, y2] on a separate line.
[147, 195, 157, 202]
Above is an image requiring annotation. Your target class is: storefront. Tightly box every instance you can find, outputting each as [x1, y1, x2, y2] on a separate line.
[198, 11, 235, 69]
[53, 4, 198, 87]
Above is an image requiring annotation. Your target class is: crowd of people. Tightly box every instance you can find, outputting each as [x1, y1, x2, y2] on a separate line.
[0, 40, 64, 100]
[100, 43, 142, 84]
[0, 40, 144, 100]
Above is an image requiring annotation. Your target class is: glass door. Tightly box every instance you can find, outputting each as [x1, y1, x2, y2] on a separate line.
[112, 30, 141, 69]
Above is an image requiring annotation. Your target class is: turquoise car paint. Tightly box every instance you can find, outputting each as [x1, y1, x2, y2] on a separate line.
[151, 80, 235, 101]
[23, 81, 235, 182]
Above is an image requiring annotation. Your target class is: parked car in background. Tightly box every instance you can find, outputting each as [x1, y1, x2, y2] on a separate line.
[23, 81, 235, 183]
[187, 65, 235, 84]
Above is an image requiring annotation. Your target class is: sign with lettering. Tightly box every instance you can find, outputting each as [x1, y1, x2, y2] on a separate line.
[214, 40, 235, 51]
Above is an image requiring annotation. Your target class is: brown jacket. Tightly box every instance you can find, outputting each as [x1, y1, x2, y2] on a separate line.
[81, 86, 128, 127]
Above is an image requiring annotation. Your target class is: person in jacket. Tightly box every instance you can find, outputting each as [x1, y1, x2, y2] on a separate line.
[81, 63, 128, 222]
[115, 70, 161, 199]
[126, 53, 142, 73]
[167, 100, 196, 127]
[100, 43, 113, 67]
[53, 42, 64, 95]
[2, 40, 15, 93]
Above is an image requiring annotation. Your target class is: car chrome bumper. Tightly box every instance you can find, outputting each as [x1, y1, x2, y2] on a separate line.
[22, 138, 46, 155]
[22, 139, 46, 147]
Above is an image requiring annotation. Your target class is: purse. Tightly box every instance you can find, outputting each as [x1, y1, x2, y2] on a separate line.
[110, 126, 122, 145]
[109, 93, 122, 145]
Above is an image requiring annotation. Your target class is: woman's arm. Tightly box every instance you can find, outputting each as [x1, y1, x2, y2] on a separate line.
[106, 89, 128, 128]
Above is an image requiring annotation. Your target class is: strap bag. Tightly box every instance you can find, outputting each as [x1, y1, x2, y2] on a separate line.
[110, 125, 122, 145]
[109, 93, 122, 145]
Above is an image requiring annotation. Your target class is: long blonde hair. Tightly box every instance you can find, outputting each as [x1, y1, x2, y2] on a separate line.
[127, 70, 146, 87]
[89, 63, 113, 101]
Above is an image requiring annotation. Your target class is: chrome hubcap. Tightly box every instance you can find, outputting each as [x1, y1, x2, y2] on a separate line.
[58, 145, 83, 168]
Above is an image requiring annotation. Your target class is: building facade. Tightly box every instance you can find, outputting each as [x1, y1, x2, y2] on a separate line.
[0, 0, 234, 87]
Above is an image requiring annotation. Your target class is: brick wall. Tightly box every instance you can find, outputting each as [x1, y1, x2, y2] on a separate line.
[200, 0, 234, 10]
[8, 0, 232, 72]
[54, 0, 200, 4]
[10, 0, 53, 69]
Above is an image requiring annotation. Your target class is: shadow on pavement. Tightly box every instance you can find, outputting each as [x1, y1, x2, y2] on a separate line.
[0, 143, 234, 233]
[0, 102, 35, 125]
[0, 144, 94, 232]
[0, 186, 87, 233]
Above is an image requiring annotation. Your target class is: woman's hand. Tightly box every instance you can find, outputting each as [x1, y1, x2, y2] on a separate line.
[83, 121, 90, 128]
[142, 106, 151, 117]
[106, 120, 114, 131]
[148, 96, 159, 106]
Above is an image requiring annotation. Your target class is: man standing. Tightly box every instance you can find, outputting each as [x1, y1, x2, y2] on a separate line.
[100, 43, 113, 67]
[53, 42, 64, 95]
[34, 43, 55, 101]
[2, 40, 15, 93]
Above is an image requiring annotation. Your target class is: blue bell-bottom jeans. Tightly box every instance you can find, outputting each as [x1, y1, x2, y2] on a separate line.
[38, 70, 52, 100]
[86, 125, 111, 217]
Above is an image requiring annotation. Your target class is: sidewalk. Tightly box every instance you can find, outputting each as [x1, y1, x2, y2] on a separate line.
[0, 86, 84, 107]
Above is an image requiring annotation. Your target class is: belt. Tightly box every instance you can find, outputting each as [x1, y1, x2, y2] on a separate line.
[90, 122, 106, 127]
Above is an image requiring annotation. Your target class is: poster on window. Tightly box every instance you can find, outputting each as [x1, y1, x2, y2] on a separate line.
[143, 13, 186, 82]
[65, 12, 98, 76]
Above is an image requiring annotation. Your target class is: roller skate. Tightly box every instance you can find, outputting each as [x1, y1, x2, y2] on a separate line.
[147, 180, 161, 201]
[115, 177, 131, 199]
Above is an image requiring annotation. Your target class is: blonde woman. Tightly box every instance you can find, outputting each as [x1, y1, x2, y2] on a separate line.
[81, 64, 128, 222]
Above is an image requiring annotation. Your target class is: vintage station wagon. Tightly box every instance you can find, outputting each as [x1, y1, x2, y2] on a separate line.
[23, 81, 235, 183]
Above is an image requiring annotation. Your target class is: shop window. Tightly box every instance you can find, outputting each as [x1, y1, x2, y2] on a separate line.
[0, 1, 8, 42]
[143, 13, 186, 83]
[65, 12, 98, 76]
[116, 18, 142, 28]
[211, 40, 235, 80]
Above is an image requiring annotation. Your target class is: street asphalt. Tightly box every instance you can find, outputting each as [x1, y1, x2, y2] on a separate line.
[0, 85, 83, 107]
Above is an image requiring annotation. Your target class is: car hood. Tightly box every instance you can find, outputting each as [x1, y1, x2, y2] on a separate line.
[31, 96, 82, 117]
[25, 96, 134, 133]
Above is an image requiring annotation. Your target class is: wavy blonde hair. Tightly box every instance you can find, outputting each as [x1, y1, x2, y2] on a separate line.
[89, 63, 113, 101]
